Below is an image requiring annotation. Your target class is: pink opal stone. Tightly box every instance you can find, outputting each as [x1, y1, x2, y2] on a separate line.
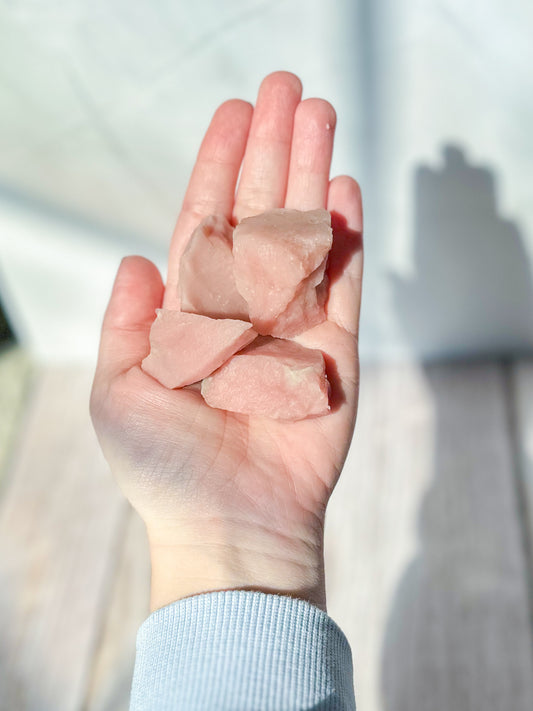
[179, 214, 249, 320]
[201, 337, 330, 420]
[233, 208, 332, 337]
[141, 310, 257, 388]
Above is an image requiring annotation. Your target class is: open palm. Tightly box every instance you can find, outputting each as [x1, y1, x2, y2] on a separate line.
[91, 72, 363, 611]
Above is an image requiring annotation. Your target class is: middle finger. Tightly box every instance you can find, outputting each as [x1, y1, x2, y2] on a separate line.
[234, 71, 302, 222]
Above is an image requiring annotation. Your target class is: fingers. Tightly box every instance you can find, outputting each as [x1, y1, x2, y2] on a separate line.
[325, 176, 364, 336]
[290, 176, 363, 441]
[284, 99, 336, 210]
[165, 74, 336, 312]
[94, 256, 164, 385]
[234, 71, 302, 222]
[164, 99, 253, 308]
[294, 319, 359, 450]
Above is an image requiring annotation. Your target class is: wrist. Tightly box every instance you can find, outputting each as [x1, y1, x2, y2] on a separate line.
[147, 516, 326, 612]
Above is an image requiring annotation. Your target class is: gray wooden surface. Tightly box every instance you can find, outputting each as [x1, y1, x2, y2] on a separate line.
[0, 345, 32, 478]
[1, 360, 532, 710]
[326, 361, 533, 710]
[0, 368, 127, 711]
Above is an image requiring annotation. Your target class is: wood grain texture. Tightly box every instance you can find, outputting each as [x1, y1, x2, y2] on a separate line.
[326, 361, 533, 711]
[85, 506, 150, 711]
[511, 358, 533, 593]
[2, 361, 533, 710]
[0, 345, 33, 479]
[0, 367, 126, 711]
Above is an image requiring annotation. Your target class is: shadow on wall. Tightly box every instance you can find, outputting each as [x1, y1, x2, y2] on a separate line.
[380, 149, 533, 708]
[391, 144, 533, 359]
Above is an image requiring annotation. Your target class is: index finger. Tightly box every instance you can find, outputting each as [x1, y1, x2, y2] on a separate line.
[164, 99, 253, 309]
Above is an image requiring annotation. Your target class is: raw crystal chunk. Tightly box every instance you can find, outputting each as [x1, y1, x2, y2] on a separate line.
[233, 208, 332, 337]
[201, 337, 330, 420]
[142, 310, 256, 389]
[179, 214, 249, 320]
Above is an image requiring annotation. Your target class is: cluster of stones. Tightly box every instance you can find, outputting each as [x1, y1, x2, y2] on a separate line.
[141, 209, 333, 420]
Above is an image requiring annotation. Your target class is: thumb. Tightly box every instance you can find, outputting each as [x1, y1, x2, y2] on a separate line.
[94, 256, 164, 383]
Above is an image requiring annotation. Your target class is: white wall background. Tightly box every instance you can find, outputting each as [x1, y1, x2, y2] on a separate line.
[0, 0, 531, 362]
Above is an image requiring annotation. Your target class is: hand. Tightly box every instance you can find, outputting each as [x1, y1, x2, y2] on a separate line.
[90, 72, 363, 613]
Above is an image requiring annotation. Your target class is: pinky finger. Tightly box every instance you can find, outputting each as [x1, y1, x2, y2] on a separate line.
[325, 176, 364, 337]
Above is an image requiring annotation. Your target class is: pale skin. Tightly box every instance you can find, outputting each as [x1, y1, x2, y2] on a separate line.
[90, 71, 363, 613]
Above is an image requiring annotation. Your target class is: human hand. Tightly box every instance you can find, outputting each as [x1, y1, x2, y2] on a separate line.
[90, 72, 363, 613]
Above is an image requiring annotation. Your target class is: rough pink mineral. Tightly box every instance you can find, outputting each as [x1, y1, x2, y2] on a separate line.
[179, 214, 249, 320]
[232, 208, 332, 337]
[142, 208, 335, 419]
[141, 310, 256, 388]
[201, 337, 330, 420]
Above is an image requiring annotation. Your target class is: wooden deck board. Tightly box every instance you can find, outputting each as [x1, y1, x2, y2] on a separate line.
[511, 359, 533, 581]
[84, 506, 150, 711]
[326, 361, 533, 711]
[0, 344, 33, 480]
[0, 367, 126, 711]
[1, 361, 533, 710]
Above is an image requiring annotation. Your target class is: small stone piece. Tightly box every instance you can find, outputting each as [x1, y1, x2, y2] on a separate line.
[179, 214, 249, 320]
[142, 310, 257, 389]
[233, 208, 332, 337]
[201, 336, 330, 420]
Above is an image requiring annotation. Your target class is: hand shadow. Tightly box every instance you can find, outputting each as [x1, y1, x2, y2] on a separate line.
[381, 146, 533, 710]
[390, 145, 533, 359]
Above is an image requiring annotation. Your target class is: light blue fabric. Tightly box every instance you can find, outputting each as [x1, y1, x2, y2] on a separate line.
[130, 590, 356, 710]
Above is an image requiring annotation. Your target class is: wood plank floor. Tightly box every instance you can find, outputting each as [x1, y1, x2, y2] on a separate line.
[1, 359, 532, 710]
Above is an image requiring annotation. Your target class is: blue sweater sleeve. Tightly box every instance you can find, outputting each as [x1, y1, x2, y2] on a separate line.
[130, 590, 356, 710]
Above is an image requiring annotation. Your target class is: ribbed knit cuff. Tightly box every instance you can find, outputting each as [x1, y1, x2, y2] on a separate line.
[130, 590, 355, 711]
